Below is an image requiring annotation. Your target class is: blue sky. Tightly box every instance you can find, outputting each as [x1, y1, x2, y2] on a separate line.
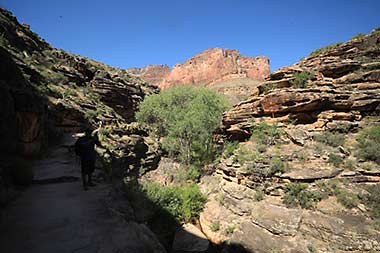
[1, 0, 380, 71]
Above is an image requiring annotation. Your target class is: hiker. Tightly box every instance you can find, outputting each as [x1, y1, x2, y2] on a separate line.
[75, 128, 101, 190]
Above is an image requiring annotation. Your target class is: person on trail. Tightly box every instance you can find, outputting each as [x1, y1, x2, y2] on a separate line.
[75, 128, 101, 190]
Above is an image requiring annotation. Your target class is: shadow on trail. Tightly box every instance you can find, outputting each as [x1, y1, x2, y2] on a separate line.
[119, 175, 252, 253]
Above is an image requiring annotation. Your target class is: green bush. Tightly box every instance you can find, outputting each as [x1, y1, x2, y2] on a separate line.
[314, 131, 345, 147]
[142, 181, 206, 222]
[250, 121, 283, 147]
[225, 225, 235, 235]
[210, 220, 220, 232]
[11, 158, 34, 186]
[328, 153, 343, 167]
[270, 156, 287, 175]
[290, 71, 314, 88]
[363, 184, 380, 218]
[223, 141, 239, 158]
[136, 86, 229, 165]
[356, 126, 380, 163]
[283, 183, 322, 209]
[336, 189, 359, 209]
[255, 189, 265, 201]
[173, 165, 201, 184]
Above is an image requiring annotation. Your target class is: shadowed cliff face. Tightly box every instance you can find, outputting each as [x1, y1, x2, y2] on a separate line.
[0, 7, 160, 171]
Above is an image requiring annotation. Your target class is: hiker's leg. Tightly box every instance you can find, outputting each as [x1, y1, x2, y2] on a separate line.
[81, 161, 88, 190]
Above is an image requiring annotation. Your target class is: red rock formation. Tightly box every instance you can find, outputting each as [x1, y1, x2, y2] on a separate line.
[159, 48, 269, 89]
[129, 48, 270, 89]
[128, 65, 170, 86]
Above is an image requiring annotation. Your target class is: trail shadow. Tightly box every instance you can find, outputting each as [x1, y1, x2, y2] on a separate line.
[118, 176, 252, 253]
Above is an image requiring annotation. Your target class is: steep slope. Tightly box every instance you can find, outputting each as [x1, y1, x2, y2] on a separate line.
[129, 48, 270, 104]
[0, 8, 160, 172]
[199, 30, 380, 253]
[0, 7, 166, 252]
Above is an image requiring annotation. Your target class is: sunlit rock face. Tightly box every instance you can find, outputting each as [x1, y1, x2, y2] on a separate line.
[129, 48, 270, 104]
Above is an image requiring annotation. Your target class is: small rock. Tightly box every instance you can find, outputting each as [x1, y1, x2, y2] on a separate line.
[357, 203, 367, 212]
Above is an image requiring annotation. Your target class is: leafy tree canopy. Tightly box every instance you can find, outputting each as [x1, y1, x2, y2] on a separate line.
[136, 86, 229, 164]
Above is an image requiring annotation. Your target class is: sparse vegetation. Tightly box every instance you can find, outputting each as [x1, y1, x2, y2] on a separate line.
[225, 225, 235, 235]
[173, 165, 201, 184]
[336, 189, 359, 209]
[362, 184, 380, 217]
[136, 86, 229, 165]
[290, 71, 314, 88]
[371, 27, 380, 35]
[351, 33, 366, 40]
[217, 194, 225, 206]
[222, 141, 239, 158]
[250, 121, 283, 147]
[314, 131, 345, 147]
[309, 42, 342, 57]
[344, 158, 356, 170]
[255, 189, 265, 201]
[307, 243, 316, 253]
[270, 155, 288, 174]
[356, 126, 380, 163]
[141, 181, 206, 222]
[283, 183, 322, 209]
[328, 153, 343, 167]
[210, 220, 221, 232]
[0, 32, 8, 48]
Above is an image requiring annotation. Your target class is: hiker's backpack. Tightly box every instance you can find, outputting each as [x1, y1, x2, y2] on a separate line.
[75, 137, 93, 157]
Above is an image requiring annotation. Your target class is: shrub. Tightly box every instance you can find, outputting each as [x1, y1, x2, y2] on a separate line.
[307, 243, 316, 253]
[210, 220, 220, 232]
[250, 121, 283, 147]
[344, 158, 356, 170]
[290, 71, 314, 88]
[173, 165, 201, 184]
[217, 194, 225, 206]
[309, 42, 342, 57]
[314, 131, 345, 147]
[255, 189, 265, 201]
[136, 86, 229, 165]
[223, 141, 239, 158]
[283, 183, 322, 209]
[356, 126, 380, 163]
[84, 109, 97, 121]
[336, 189, 359, 209]
[328, 153, 343, 167]
[142, 181, 206, 222]
[373, 220, 380, 231]
[270, 156, 287, 175]
[362, 184, 380, 217]
[225, 225, 235, 235]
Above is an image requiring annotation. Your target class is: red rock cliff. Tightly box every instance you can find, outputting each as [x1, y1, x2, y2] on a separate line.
[129, 48, 270, 89]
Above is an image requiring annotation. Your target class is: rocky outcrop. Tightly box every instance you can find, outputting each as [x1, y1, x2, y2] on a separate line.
[128, 65, 170, 86]
[129, 48, 270, 104]
[0, 7, 160, 171]
[198, 31, 380, 253]
[159, 48, 269, 89]
[222, 31, 380, 140]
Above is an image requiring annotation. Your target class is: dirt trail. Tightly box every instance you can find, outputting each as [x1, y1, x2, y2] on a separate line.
[0, 134, 165, 253]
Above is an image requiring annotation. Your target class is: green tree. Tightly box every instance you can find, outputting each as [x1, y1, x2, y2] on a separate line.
[136, 86, 229, 164]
